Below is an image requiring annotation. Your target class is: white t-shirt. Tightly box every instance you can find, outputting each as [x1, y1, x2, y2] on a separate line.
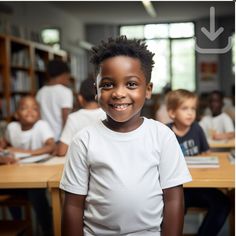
[60, 118, 192, 236]
[36, 84, 73, 141]
[60, 108, 106, 145]
[199, 112, 235, 138]
[5, 120, 54, 149]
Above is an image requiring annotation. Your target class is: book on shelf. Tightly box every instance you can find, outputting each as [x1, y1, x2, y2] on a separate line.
[185, 156, 219, 168]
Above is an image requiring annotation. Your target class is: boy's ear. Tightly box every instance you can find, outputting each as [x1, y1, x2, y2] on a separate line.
[168, 109, 175, 119]
[145, 82, 153, 100]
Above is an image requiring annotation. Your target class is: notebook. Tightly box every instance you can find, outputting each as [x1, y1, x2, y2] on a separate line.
[185, 156, 219, 168]
[13, 152, 52, 164]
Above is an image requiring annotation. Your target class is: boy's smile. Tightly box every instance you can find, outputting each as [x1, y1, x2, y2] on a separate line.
[96, 56, 152, 132]
[16, 97, 40, 130]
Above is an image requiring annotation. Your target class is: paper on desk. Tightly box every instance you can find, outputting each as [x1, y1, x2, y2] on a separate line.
[43, 157, 66, 165]
[19, 154, 51, 164]
[185, 156, 219, 168]
[14, 152, 32, 159]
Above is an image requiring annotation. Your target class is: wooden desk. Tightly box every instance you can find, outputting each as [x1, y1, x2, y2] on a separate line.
[0, 164, 63, 189]
[0, 163, 64, 236]
[48, 171, 64, 236]
[209, 139, 235, 149]
[1, 154, 233, 236]
[47, 153, 235, 236]
[184, 153, 235, 188]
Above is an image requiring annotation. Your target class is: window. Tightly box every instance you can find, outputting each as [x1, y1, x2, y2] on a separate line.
[120, 22, 195, 93]
[41, 28, 61, 50]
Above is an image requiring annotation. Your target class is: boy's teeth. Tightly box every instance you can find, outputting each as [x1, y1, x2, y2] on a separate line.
[114, 104, 128, 108]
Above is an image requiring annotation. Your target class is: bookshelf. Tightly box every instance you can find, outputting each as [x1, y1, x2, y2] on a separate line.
[0, 34, 67, 121]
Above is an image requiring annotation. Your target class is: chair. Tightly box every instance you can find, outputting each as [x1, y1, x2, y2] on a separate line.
[0, 195, 33, 236]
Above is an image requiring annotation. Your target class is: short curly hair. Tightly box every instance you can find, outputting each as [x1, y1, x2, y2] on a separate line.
[90, 35, 155, 83]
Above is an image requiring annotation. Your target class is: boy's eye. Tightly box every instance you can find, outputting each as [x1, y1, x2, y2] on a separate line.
[100, 82, 113, 89]
[127, 81, 138, 89]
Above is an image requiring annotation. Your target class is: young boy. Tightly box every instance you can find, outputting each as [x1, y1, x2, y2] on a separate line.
[57, 77, 106, 156]
[60, 36, 192, 236]
[36, 59, 73, 141]
[1, 95, 55, 156]
[166, 89, 230, 236]
[200, 90, 235, 140]
[0, 95, 55, 235]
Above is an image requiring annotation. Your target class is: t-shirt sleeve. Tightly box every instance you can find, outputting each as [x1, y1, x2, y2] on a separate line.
[60, 133, 89, 195]
[38, 120, 55, 142]
[159, 131, 192, 189]
[223, 113, 235, 132]
[60, 116, 74, 145]
[60, 87, 73, 108]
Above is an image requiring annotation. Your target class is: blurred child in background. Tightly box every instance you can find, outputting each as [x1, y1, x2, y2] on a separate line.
[36, 59, 73, 141]
[199, 90, 234, 140]
[0, 95, 54, 236]
[167, 89, 230, 236]
[57, 77, 106, 156]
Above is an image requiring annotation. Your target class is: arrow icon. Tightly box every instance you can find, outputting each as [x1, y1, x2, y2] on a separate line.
[201, 7, 224, 41]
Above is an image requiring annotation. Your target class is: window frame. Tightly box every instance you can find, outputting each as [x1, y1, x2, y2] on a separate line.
[120, 22, 196, 93]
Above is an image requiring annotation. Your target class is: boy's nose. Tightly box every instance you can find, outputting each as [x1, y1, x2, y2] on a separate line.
[111, 87, 126, 99]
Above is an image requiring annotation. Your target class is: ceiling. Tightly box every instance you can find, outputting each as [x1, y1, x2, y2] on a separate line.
[50, 1, 234, 25]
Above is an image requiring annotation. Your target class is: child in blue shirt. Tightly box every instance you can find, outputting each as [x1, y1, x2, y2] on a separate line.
[166, 89, 230, 236]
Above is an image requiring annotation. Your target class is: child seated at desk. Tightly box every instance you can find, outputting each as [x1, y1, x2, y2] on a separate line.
[166, 89, 230, 236]
[0, 95, 55, 236]
[199, 90, 235, 141]
[0, 95, 55, 155]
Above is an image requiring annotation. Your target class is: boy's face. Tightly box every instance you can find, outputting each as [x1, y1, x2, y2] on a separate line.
[169, 98, 197, 127]
[16, 97, 40, 129]
[209, 93, 223, 116]
[96, 56, 152, 128]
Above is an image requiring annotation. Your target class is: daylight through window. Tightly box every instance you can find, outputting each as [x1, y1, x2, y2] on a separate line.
[120, 22, 195, 93]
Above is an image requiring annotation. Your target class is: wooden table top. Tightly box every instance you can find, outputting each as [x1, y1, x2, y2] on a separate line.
[0, 153, 234, 190]
[0, 164, 63, 189]
[209, 139, 235, 149]
[184, 152, 235, 188]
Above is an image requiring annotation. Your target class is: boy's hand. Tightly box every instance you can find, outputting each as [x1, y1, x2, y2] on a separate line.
[0, 138, 7, 149]
[212, 132, 226, 140]
[0, 156, 17, 165]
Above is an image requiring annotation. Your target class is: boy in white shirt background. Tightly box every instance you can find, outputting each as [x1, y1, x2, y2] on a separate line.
[200, 90, 234, 140]
[0, 95, 55, 235]
[57, 77, 106, 156]
[36, 59, 73, 141]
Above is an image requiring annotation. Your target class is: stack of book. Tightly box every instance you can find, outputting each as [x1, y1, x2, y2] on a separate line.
[185, 156, 219, 168]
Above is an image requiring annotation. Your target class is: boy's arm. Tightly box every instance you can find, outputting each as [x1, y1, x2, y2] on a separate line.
[57, 141, 68, 156]
[212, 131, 235, 140]
[0, 137, 8, 150]
[62, 192, 86, 236]
[62, 108, 72, 127]
[7, 138, 55, 156]
[161, 185, 184, 236]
